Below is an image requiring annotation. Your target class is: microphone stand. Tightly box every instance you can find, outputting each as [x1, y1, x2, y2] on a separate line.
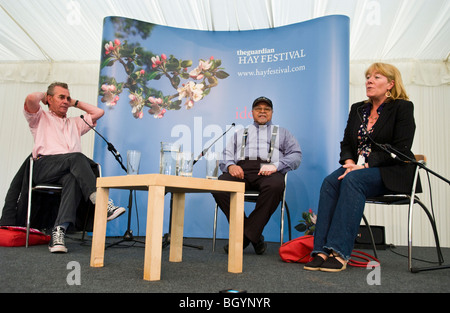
[80, 116, 144, 248]
[193, 123, 235, 166]
[384, 144, 449, 185]
[162, 123, 235, 250]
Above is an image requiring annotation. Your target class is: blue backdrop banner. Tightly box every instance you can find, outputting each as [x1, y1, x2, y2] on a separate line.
[94, 15, 350, 241]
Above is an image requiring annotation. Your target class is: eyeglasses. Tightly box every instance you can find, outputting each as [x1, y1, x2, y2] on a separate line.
[253, 107, 272, 112]
[49, 94, 72, 102]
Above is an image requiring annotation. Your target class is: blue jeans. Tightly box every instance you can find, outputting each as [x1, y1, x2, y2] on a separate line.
[312, 167, 388, 260]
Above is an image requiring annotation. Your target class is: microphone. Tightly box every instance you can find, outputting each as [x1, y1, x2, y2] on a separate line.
[383, 144, 406, 162]
[80, 115, 120, 158]
[193, 123, 235, 165]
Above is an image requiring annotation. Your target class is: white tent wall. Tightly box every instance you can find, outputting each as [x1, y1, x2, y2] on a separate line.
[1, 60, 449, 248]
[0, 62, 99, 225]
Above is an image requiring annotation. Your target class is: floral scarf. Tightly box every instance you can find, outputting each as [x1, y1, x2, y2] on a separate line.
[357, 103, 385, 160]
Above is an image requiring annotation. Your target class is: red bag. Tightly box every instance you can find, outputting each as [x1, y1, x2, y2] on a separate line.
[0, 226, 50, 247]
[279, 235, 314, 263]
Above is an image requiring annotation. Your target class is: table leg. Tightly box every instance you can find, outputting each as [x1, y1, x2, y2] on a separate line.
[169, 193, 185, 262]
[228, 191, 244, 273]
[90, 187, 109, 268]
[143, 185, 165, 281]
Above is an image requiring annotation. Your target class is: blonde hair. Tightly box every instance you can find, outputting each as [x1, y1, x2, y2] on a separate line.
[365, 63, 409, 101]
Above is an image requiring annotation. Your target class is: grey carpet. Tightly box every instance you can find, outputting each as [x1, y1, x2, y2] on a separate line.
[1, 233, 449, 294]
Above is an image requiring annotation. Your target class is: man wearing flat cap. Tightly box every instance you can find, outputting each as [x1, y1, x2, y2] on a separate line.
[212, 96, 302, 254]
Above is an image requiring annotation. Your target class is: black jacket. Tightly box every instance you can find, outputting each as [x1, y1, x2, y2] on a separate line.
[340, 99, 421, 194]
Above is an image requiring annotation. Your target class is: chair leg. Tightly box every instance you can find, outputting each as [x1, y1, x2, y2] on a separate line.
[285, 202, 291, 241]
[412, 199, 444, 265]
[278, 201, 293, 245]
[280, 203, 285, 245]
[81, 203, 92, 242]
[362, 214, 378, 259]
[212, 204, 218, 252]
[26, 194, 32, 248]
[408, 199, 450, 273]
[26, 157, 34, 248]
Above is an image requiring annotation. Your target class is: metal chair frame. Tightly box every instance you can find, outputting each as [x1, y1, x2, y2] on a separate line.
[26, 156, 101, 247]
[212, 173, 291, 251]
[364, 155, 444, 272]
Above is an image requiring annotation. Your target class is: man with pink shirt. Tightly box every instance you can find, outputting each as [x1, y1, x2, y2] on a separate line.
[24, 82, 125, 253]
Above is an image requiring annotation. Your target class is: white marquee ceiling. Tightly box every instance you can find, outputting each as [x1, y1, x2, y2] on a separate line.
[0, 0, 449, 63]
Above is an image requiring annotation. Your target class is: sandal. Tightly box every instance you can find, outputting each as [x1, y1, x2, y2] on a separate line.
[304, 255, 326, 271]
[319, 255, 347, 272]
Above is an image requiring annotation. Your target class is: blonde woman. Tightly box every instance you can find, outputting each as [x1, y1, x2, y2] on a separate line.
[305, 63, 420, 272]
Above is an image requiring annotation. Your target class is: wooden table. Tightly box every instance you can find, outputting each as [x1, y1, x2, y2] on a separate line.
[89, 174, 245, 281]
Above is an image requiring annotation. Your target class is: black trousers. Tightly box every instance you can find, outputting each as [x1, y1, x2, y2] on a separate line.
[212, 159, 285, 243]
[33, 152, 97, 227]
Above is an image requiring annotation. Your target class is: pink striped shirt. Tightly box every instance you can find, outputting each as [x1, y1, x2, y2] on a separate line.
[24, 106, 94, 159]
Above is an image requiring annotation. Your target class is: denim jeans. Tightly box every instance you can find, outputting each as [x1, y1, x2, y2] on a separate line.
[312, 167, 388, 260]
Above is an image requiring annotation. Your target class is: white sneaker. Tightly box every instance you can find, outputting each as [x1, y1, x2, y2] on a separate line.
[107, 199, 126, 221]
[48, 226, 68, 253]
